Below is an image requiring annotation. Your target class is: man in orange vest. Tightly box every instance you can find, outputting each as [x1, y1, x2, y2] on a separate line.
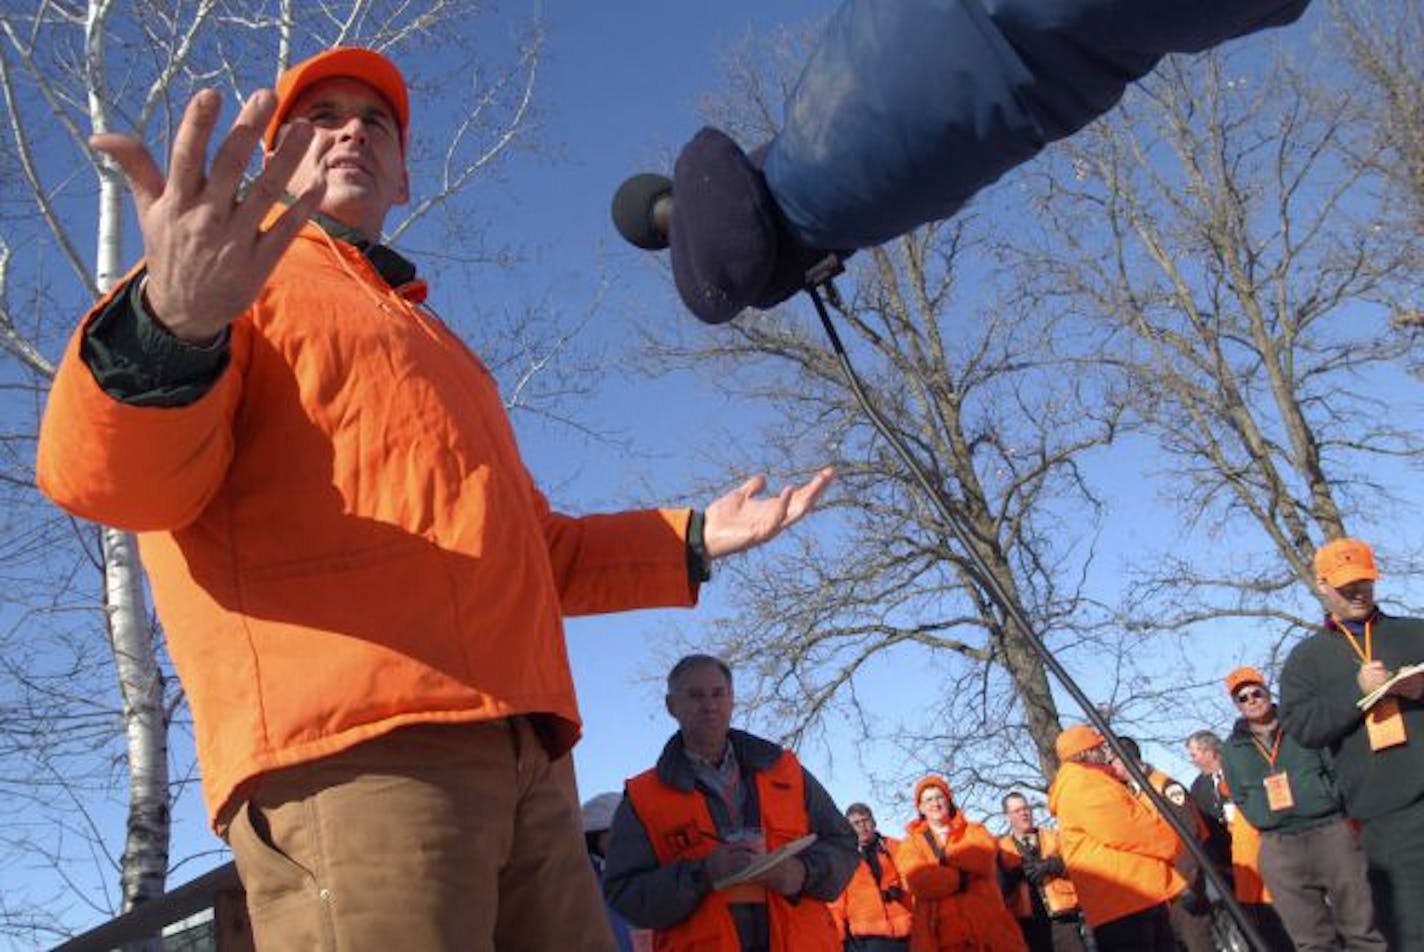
[603, 655, 857, 950]
[35, 46, 835, 950]
[1047, 724, 1182, 951]
[830, 803, 913, 951]
[996, 792, 1086, 952]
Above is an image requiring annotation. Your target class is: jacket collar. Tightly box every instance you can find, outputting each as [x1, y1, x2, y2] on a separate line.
[265, 198, 419, 289]
[654, 728, 784, 792]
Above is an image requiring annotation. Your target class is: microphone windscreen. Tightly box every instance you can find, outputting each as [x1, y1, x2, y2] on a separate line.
[611, 173, 673, 250]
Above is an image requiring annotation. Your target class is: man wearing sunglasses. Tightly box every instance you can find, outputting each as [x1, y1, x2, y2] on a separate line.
[1280, 538, 1424, 949]
[1221, 667, 1384, 949]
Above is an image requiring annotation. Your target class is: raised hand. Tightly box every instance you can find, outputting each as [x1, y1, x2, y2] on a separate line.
[702, 466, 835, 560]
[90, 88, 325, 343]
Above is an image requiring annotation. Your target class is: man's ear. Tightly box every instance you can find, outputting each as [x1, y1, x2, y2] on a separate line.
[665, 694, 675, 719]
[396, 166, 410, 205]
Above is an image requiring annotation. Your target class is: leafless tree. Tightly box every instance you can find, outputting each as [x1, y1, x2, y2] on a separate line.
[641, 10, 1424, 813]
[0, 0, 573, 938]
[643, 29, 1140, 804]
[1008, 38, 1423, 640]
[1329, 0, 1424, 238]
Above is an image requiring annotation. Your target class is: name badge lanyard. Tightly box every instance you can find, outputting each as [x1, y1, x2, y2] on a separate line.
[1252, 725, 1297, 810]
[1335, 616, 1409, 750]
[1332, 615, 1374, 666]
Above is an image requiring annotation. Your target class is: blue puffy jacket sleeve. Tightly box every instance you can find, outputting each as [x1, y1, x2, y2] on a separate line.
[762, 0, 1312, 250]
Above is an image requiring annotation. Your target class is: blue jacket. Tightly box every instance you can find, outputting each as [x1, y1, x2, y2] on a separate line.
[763, 0, 1313, 250]
[664, 0, 1314, 325]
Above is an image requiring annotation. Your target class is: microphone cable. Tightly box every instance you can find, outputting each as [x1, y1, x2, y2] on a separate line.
[800, 253, 1269, 952]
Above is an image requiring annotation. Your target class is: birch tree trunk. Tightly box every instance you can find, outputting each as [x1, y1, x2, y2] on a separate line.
[86, 0, 171, 925]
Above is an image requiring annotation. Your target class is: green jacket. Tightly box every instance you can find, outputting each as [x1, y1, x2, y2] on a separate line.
[1220, 715, 1341, 832]
[1280, 613, 1424, 821]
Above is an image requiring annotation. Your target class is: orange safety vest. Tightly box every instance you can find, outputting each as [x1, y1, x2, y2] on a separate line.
[1226, 805, 1274, 904]
[830, 835, 914, 940]
[997, 829, 1080, 919]
[625, 750, 838, 952]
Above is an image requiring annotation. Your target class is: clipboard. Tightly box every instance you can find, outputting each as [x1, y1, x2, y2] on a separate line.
[1357, 662, 1424, 710]
[712, 833, 818, 890]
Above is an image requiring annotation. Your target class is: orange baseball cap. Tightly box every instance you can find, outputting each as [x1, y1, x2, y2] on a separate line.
[1225, 666, 1267, 697]
[913, 776, 953, 809]
[1055, 724, 1104, 761]
[264, 47, 410, 150]
[1314, 538, 1379, 588]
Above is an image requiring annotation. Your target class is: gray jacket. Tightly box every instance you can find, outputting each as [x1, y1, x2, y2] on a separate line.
[602, 729, 856, 948]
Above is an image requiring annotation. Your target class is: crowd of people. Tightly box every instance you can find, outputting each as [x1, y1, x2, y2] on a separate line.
[584, 538, 1423, 952]
[35, 20, 1418, 949]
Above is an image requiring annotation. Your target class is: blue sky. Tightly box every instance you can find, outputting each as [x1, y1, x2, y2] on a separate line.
[11, 0, 1424, 941]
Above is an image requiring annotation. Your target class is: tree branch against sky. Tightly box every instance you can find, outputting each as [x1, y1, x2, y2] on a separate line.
[641, 26, 1148, 805]
[1011, 38, 1423, 632]
[638, 5, 1424, 818]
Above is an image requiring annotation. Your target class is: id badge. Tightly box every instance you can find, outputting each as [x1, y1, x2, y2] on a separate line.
[1367, 696, 1408, 751]
[1263, 772, 1295, 812]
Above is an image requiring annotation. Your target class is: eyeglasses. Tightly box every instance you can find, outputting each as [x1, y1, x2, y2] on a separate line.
[1235, 688, 1268, 703]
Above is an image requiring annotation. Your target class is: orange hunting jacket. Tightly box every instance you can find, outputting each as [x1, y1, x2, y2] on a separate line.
[997, 828, 1079, 919]
[895, 816, 1027, 951]
[830, 835, 914, 940]
[1047, 762, 1184, 928]
[36, 223, 697, 830]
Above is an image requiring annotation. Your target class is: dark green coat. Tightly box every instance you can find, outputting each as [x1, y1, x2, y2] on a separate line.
[1280, 613, 1424, 821]
[1220, 715, 1341, 832]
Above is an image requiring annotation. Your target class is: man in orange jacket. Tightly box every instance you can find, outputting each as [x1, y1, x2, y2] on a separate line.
[1047, 725, 1182, 951]
[1110, 738, 1215, 952]
[36, 47, 833, 950]
[830, 802, 914, 951]
[602, 655, 856, 951]
[997, 792, 1085, 951]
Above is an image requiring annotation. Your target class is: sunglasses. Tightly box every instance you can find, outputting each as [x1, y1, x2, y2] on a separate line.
[1235, 687, 1268, 703]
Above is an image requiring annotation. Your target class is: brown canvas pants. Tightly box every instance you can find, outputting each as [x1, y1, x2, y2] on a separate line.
[1259, 817, 1385, 951]
[226, 718, 616, 951]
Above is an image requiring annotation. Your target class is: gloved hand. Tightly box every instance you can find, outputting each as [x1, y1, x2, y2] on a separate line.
[881, 885, 905, 904]
[1041, 855, 1067, 878]
[1023, 858, 1047, 887]
[669, 127, 846, 325]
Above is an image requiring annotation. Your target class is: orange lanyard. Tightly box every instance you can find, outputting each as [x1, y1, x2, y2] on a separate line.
[1251, 726, 1282, 768]
[1333, 616, 1373, 663]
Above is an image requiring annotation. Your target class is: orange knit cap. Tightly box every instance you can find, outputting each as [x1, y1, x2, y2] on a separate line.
[913, 775, 953, 810]
[1224, 666, 1267, 697]
[1055, 724, 1104, 761]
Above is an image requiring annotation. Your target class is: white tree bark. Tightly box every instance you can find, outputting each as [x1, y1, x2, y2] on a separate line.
[86, 0, 171, 924]
[103, 528, 169, 917]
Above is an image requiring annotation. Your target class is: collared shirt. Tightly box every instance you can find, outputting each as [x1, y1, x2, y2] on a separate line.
[684, 739, 746, 831]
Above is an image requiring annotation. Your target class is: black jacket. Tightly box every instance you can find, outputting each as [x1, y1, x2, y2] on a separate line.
[1280, 613, 1424, 821]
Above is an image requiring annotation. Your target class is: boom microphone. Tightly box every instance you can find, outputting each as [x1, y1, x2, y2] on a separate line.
[611, 173, 673, 251]
[610, 129, 841, 325]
